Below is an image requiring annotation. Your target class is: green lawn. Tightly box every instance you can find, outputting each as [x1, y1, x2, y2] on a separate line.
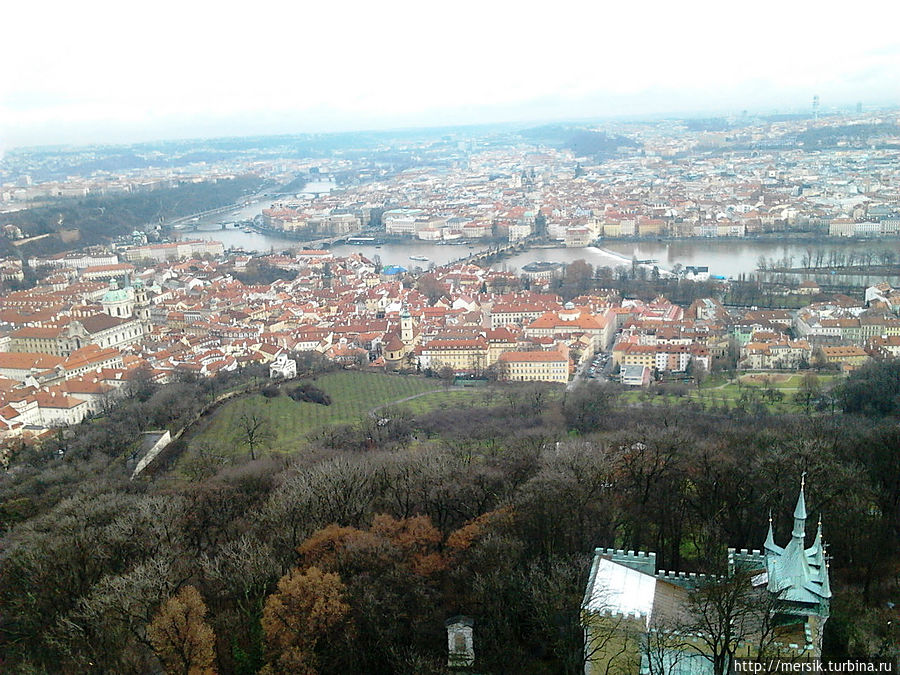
[621, 372, 842, 414]
[384, 389, 485, 416]
[734, 372, 839, 389]
[185, 371, 482, 457]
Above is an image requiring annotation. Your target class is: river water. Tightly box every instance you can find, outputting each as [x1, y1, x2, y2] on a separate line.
[183, 181, 493, 268]
[597, 240, 900, 286]
[181, 191, 900, 283]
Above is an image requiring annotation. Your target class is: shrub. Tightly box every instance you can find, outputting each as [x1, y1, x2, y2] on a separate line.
[289, 383, 332, 406]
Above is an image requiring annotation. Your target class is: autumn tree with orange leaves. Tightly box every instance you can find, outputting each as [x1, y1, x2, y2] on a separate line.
[292, 514, 451, 672]
[297, 514, 447, 577]
[260, 566, 350, 675]
[147, 586, 217, 675]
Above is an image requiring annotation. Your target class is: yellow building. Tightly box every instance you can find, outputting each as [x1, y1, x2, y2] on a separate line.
[420, 338, 488, 373]
[497, 345, 569, 383]
[637, 218, 666, 237]
[819, 345, 870, 369]
[486, 328, 518, 366]
[526, 305, 609, 351]
[615, 343, 657, 369]
[601, 220, 623, 237]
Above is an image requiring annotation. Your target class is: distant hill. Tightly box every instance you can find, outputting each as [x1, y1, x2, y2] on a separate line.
[797, 123, 898, 149]
[683, 117, 732, 132]
[520, 124, 639, 158]
[3, 175, 264, 258]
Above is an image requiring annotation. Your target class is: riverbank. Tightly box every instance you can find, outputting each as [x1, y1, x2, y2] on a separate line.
[767, 264, 900, 276]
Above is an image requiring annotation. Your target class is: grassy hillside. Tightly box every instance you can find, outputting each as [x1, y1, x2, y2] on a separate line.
[186, 371, 484, 456]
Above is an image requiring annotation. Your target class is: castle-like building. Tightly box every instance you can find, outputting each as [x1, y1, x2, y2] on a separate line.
[582, 479, 830, 674]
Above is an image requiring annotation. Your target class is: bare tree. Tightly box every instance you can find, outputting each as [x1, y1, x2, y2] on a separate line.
[525, 554, 645, 675]
[437, 365, 456, 388]
[683, 571, 791, 675]
[233, 406, 275, 460]
[53, 556, 181, 674]
[183, 441, 231, 481]
[581, 583, 643, 675]
[642, 617, 690, 675]
[794, 372, 821, 414]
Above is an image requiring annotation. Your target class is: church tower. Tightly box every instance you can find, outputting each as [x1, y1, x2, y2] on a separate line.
[383, 306, 417, 372]
[400, 306, 414, 345]
[583, 480, 833, 675]
[132, 279, 152, 332]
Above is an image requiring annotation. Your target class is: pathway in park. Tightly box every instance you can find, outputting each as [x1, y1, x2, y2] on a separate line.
[368, 388, 446, 417]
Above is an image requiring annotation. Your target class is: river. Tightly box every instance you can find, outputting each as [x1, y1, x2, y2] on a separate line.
[597, 239, 900, 286]
[181, 193, 900, 283]
[497, 240, 900, 285]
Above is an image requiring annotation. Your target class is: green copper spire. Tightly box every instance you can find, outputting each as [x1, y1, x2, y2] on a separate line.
[762, 474, 830, 645]
[765, 510, 778, 551]
[792, 472, 807, 540]
[807, 515, 824, 555]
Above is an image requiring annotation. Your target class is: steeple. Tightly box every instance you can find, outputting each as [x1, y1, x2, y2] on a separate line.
[764, 510, 778, 552]
[755, 475, 830, 660]
[765, 473, 830, 615]
[792, 472, 807, 541]
[400, 305, 414, 345]
[807, 515, 824, 555]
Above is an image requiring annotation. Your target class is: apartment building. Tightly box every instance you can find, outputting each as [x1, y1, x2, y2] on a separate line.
[498, 345, 569, 383]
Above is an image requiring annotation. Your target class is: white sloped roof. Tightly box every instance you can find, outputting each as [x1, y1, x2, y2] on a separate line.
[586, 557, 657, 626]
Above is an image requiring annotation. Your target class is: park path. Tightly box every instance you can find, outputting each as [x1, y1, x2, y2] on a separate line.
[368, 388, 446, 416]
[708, 378, 800, 391]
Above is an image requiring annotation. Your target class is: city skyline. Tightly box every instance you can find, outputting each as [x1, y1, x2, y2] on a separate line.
[2, 30, 900, 669]
[3, 0, 900, 148]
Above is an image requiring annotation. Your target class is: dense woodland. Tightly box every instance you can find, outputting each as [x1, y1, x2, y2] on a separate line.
[1, 360, 899, 674]
[2, 176, 264, 258]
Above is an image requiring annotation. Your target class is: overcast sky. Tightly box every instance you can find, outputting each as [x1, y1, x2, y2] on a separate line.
[3, 0, 899, 149]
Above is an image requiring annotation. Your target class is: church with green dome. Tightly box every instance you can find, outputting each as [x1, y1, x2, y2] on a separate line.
[99, 278, 152, 333]
[100, 279, 135, 318]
